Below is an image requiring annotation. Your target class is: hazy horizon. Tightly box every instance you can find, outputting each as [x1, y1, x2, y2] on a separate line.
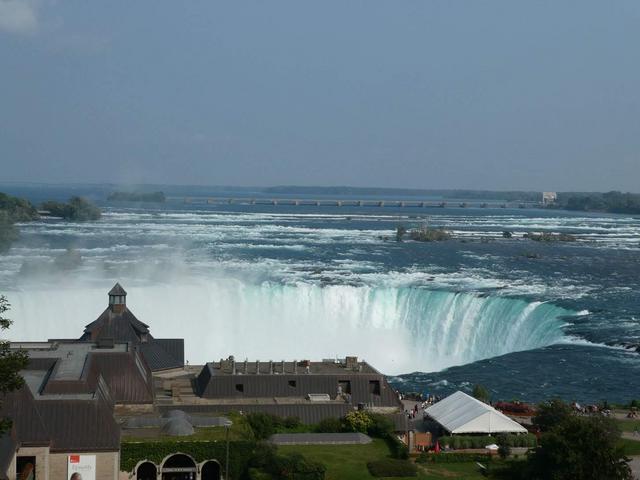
[1, 1, 639, 191]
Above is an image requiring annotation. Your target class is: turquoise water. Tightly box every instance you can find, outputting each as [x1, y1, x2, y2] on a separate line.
[1, 189, 639, 402]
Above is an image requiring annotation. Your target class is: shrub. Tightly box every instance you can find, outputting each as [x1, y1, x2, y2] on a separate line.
[249, 468, 275, 480]
[367, 459, 417, 477]
[282, 416, 302, 430]
[367, 413, 395, 437]
[247, 412, 280, 440]
[344, 410, 373, 433]
[268, 453, 326, 480]
[497, 434, 511, 459]
[314, 417, 345, 433]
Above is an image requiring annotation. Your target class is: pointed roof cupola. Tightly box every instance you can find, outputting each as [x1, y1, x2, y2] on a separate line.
[108, 283, 127, 313]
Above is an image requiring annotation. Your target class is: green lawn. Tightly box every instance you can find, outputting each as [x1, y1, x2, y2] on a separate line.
[278, 439, 485, 480]
[619, 438, 640, 456]
[615, 418, 640, 433]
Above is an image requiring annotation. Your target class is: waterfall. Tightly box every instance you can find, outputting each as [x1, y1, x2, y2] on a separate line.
[6, 279, 572, 374]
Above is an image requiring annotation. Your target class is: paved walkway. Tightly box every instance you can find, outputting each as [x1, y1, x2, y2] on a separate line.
[629, 456, 640, 480]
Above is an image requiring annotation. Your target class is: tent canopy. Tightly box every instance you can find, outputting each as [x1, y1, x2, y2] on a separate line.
[425, 391, 528, 434]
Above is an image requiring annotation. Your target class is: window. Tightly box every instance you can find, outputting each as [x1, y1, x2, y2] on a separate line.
[338, 380, 351, 394]
[369, 380, 381, 395]
[288, 380, 297, 388]
[17, 456, 36, 480]
[235, 383, 244, 393]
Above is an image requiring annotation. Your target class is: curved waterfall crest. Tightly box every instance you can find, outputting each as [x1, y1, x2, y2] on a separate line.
[8, 280, 572, 374]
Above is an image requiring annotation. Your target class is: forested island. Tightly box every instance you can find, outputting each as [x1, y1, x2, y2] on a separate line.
[41, 197, 101, 221]
[0, 193, 39, 252]
[107, 191, 166, 202]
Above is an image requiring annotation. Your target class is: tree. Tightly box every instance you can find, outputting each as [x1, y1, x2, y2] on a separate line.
[0, 296, 29, 433]
[525, 415, 632, 480]
[532, 398, 573, 432]
[472, 384, 490, 403]
[395, 225, 406, 242]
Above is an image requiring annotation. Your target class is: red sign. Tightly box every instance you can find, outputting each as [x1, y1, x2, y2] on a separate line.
[69, 455, 80, 464]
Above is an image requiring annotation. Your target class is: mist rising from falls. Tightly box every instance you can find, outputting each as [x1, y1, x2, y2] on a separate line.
[7, 280, 573, 374]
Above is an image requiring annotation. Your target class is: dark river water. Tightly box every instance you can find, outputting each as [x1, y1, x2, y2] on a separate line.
[1, 188, 639, 403]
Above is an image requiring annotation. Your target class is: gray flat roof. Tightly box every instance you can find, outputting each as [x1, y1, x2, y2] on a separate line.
[15, 341, 128, 381]
[269, 432, 373, 445]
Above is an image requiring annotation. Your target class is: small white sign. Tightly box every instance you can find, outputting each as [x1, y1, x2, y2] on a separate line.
[67, 454, 96, 480]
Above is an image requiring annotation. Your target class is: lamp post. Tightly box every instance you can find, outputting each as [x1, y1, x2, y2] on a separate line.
[225, 422, 231, 480]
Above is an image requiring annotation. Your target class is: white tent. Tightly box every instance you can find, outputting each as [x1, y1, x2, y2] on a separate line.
[425, 391, 528, 434]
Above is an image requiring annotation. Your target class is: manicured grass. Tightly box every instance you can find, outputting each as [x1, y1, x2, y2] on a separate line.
[619, 438, 640, 456]
[278, 439, 485, 480]
[614, 418, 640, 433]
[418, 462, 486, 479]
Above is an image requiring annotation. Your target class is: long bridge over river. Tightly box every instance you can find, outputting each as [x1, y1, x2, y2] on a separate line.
[179, 197, 541, 209]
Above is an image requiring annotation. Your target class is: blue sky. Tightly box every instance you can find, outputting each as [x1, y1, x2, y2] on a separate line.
[1, 1, 639, 191]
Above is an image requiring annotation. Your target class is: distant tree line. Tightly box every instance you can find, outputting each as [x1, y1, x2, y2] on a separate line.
[107, 191, 166, 202]
[41, 196, 101, 221]
[555, 191, 640, 214]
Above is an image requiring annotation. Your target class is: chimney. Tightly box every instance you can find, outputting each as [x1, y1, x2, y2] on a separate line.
[244, 359, 248, 374]
[293, 360, 298, 374]
[346, 356, 359, 370]
[255, 360, 260, 375]
[269, 360, 274, 375]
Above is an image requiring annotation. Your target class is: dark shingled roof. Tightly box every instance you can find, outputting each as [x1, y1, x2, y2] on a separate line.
[0, 384, 118, 470]
[0, 387, 49, 447]
[108, 282, 127, 296]
[0, 431, 17, 480]
[81, 289, 184, 372]
[36, 394, 120, 452]
[86, 352, 154, 404]
[138, 341, 183, 371]
[82, 307, 150, 344]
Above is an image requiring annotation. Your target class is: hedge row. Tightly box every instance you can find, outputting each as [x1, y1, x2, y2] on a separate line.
[367, 459, 418, 477]
[416, 452, 493, 464]
[439, 433, 537, 449]
[120, 440, 256, 479]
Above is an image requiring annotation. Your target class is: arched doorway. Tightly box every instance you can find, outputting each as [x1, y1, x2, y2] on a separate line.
[136, 461, 157, 480]
[200, 460, 222, 480]
[160, 453, 197, 480]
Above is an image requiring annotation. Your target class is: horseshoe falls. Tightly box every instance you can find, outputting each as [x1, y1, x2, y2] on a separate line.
[8, 281, 571, 374]
[2, 197, 640, 402]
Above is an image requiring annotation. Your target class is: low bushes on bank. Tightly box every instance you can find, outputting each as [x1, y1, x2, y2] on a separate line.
[439, 433, 537, 450]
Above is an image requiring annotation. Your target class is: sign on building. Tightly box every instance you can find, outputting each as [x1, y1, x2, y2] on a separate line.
[68, 455, 96, 480]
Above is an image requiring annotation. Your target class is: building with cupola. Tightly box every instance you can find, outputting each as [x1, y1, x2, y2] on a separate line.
[1, 283, 403, 480]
